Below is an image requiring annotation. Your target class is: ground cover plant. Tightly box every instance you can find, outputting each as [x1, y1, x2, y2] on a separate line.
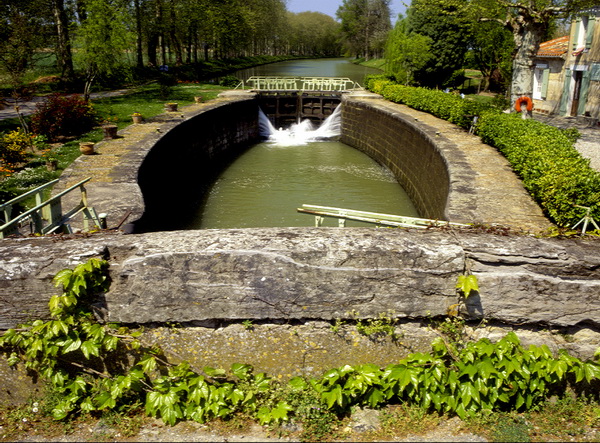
[0, 258, 598, 442]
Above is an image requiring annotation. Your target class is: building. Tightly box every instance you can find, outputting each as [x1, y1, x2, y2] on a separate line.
[533, 8, 599, 122]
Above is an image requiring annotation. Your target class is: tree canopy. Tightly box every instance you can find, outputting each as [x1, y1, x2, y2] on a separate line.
[337, 0, 392, 59]
[0, 0, 345, 94]
[405, 0, 471, 88]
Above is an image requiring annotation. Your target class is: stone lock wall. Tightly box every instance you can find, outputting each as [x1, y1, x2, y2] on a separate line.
[341, 96, 451, 220]
[133, 96, 260, 232]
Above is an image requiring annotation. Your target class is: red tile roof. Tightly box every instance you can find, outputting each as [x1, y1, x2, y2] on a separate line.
[537, 36, 569, 58]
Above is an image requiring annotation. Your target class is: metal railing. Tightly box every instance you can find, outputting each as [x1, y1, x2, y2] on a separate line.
[297, 204, 470, 228]
[240, 76, 363, 92]
[0, 177, 101, 238]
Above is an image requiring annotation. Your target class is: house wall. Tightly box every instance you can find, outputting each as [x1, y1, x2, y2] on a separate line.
[583, 19, 600, 118]
[534, 10, 600, 120]
[532, 59, 566, 114]
[564, 11, 600, 119]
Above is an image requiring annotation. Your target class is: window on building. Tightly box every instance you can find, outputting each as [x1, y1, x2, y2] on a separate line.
[533, 69, 543, 99]
[573, 15, 595, 54]
[533, 65, 549, 100]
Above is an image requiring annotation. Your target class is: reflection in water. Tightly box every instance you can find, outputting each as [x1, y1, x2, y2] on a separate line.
[193, 112, 419, 229]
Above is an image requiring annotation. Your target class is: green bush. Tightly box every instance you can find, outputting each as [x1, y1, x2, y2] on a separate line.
[365, 76, 492, 129]
[30, 93, 99, 142]
[476, 113, 600, 227]
[219, 75, 241, 88]
[364, 76, 600, 228]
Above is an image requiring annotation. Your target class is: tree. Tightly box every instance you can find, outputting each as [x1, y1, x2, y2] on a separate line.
[285, 12, 342, 56]
[407, 0, 472, 88]
[0, 0, 45, 91]
[74, 0, 134, 100]
[467, 0, 515, 92]
[51, 0, 76, 84]
[441, 0, 599, 107]
[384, 15, 434, 85]
[337, 0, 392, 59]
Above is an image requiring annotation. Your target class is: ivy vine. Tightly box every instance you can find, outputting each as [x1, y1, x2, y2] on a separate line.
[1, 258, 599, 428]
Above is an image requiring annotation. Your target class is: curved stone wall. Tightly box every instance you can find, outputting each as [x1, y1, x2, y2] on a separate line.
[133, 94, 260, 232]
[340, 93, 550, 231]
[341, 95, 453, 220]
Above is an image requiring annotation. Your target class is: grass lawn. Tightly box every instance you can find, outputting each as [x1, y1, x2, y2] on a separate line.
[0, 82, 228, 206]
[92, 82, 226, 129]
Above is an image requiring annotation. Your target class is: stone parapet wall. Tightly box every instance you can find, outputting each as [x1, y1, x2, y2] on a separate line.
[1, 228, 599, 331]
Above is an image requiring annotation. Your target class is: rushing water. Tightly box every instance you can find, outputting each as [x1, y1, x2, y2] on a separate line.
[190, 58, 419, 229]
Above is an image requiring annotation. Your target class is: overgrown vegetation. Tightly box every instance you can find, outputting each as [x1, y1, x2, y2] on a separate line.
[1, 258, 599, 442]
[0, 81, 226, 214]
[365, 75, 600, 229]
[30, 94, 99, 142]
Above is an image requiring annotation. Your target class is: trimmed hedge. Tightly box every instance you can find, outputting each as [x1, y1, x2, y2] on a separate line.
[365, 75, 600, 228]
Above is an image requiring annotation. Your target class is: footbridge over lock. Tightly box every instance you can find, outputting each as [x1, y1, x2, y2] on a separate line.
[239, 76, 362, 128]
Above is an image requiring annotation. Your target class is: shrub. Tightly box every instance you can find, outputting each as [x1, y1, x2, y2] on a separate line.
[30, 93, 98, 142]
[365, 76, 493, 129]
[0, 129, 33, 176]
[219, 75, 241, 88]
[476, 113, 600, 227]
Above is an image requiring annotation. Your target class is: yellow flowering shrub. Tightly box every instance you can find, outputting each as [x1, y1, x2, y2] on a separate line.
[0, 129, 32, 176]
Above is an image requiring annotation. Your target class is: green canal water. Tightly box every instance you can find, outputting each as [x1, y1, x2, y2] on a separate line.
[192, 58, 419, 229]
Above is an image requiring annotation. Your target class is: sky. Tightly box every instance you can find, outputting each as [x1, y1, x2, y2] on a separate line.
[286, 0, 409, 22]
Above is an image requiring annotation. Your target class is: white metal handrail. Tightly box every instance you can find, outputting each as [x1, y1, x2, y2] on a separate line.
[243, 76, 362, 92]
[0, 177, 101, 238]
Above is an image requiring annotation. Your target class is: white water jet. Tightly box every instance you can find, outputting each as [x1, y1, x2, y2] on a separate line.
[258, 106, 342, 146]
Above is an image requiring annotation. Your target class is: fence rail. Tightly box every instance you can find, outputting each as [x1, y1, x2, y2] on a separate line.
[297, 204, 470, 228]
[239, 76, 363, 92]
[0, 177, 101, 238]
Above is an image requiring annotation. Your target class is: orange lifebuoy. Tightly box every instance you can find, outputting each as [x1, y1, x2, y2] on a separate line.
[514, 96, 534, 112]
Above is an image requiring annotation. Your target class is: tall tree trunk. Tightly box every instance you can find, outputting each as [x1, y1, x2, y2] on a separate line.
[134, 0, 144, 69]
[507, 14, 546, 110]
[169, 0, 184, 65]
[51, 0, 75, 83]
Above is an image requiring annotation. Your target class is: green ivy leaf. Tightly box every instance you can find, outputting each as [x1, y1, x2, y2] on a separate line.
[80, 341, 100, 359]
[456, 275, 479, 298]
[62, 338, 82, 354]
[231, 363, 253, 380]
[288, 376, 308, 390]
[52, 404, 70, 420]
[322, 385, 343, 409]
[583, 362, 600, 383]
[270, 401, 292, 422]
[140, 356, 157, 374]
[203, 366, 226, 378]
[53, 269, 73, 289]
[366, 387, 385, 408]
[95, 391, 116, 410]
[257, 406, 273, 425]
